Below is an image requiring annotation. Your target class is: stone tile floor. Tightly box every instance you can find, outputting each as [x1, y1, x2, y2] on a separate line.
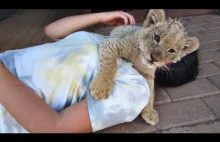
[1, 9, 220, 133]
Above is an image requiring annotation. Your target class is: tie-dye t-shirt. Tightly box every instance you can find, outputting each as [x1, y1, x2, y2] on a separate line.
[0, 31, 150, 133]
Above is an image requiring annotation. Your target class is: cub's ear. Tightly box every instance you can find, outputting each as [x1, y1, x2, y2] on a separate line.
[142, 9, 166, 28]
[181, 36, 199, 56]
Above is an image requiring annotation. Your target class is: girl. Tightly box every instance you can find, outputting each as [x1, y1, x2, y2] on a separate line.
[0, 10, 198, 133]
[0, 11, 150, 133]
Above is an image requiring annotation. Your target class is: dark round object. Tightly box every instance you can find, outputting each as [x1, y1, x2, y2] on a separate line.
[155, 50, 199, 87]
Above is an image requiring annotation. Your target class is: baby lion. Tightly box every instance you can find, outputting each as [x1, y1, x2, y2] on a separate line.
[89, 9, 199, 125]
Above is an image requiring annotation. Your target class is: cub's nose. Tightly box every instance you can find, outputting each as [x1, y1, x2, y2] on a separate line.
[151, 51, 163, 62]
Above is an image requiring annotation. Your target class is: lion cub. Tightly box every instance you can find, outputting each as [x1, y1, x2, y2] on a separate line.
[89, 9, 199, 125]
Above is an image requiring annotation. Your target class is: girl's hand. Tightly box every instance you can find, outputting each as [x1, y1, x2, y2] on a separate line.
[98, 11, 135, 26]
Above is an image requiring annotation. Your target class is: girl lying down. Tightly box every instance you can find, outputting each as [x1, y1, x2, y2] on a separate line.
[0, 10, 198, 133]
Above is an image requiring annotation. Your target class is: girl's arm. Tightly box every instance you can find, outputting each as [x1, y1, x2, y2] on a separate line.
[44, 11, 135, 41]
[0, 62, 92, 133]
[0, 11, 136, 133]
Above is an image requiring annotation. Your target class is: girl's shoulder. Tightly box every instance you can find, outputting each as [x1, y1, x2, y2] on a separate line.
[63, 31, 108, 45]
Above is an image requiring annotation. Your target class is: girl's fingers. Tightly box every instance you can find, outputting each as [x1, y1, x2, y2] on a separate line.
[117, 12, 129, 25]
[119, 11, 135, 26]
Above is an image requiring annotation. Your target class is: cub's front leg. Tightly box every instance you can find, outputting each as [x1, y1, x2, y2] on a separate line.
[141, 78, 159, 126]
[89, 39, 119, 100]
[133, 57, 159, 125]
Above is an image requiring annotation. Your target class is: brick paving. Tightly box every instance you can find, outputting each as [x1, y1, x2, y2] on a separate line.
[1, 9, 220, 133]
[155, 99, 216, 130]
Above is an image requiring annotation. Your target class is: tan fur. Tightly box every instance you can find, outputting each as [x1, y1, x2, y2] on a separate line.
[89, 9, 199, 125]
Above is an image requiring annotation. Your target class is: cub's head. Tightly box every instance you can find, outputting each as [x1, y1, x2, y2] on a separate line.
[138, 9, 199, 67]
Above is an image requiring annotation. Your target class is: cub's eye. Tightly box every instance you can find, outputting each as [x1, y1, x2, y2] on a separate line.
[153, 34, 160, 43]
[168, 49, 176, 54]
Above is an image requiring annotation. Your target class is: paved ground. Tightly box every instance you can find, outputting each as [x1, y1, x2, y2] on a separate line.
[1, 9, 220, 133]
[161, 120, 220, 133]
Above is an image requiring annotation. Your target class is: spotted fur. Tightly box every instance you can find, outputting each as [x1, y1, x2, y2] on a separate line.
[89, 9, 199, 125]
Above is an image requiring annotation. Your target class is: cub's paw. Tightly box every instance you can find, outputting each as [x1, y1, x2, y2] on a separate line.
[89, 77, 114, 100]
[141, 106, 159, 126]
